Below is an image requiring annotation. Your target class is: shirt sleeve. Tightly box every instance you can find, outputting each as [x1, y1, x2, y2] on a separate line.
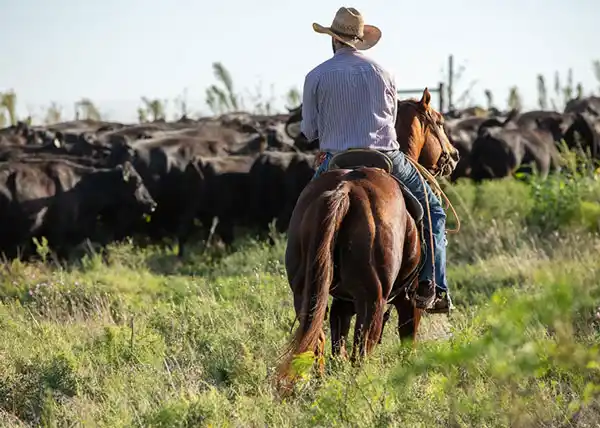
[300, 71, 319, 142]
[389, 72, 398, 125]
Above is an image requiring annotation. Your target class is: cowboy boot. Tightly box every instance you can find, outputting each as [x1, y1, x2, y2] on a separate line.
[426, 290, 454, 314]
[413, 280, 436, 310]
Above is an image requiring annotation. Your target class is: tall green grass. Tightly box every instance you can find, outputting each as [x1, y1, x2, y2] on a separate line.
[1, 167, 600, 427]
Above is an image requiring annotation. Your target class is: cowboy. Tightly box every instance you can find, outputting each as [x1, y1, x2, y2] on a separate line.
[300, 7, 453, 314]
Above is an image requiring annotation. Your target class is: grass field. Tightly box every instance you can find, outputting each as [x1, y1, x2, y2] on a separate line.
[2, 170, 600, 427]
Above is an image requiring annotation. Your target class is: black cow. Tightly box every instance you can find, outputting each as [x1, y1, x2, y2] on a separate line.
[283, 105, 320, 152]
[0, 159, 156, 260]
[119, 140, 205, 258]
[0, 122, 55, 146]
[563, 112, 600, 162]
[275, 152, 315, 233]
[515, 110, 567, 131]
[470, 123, 561, 182]
[85, 118, 267, 256]
[248, 151, 298, 236]
[195, 154, 258, 246]
[565, 96, 600, 116]
[446, 111, 516, 181]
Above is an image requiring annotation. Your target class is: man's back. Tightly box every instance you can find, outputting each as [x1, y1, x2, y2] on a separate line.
[301, 46, 399, 153]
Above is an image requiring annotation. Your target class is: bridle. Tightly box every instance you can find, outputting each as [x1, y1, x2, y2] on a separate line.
[405, 102, 462, 237]
[414, 106, 455, 178]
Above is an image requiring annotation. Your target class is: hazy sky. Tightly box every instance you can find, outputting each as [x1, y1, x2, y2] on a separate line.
[1, 0, 598, 123]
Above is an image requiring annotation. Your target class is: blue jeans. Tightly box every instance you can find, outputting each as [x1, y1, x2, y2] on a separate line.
[312, 149, 448, 294]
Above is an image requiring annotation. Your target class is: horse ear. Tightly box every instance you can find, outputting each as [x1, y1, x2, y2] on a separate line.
[419, 88, 431, 109]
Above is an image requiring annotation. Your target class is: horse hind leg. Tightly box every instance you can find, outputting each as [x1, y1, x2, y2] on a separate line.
[339, 252, 385, 364]
[378, 306, 393, 345]
[350, 292, 386, 364]
[394, 285, 423, 348]
[341, 213, 395, 364]
[392, 215, 424, 348]
[330, 297, 355, 359]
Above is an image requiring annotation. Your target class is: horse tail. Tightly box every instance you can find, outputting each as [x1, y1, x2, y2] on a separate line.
[277, 181, 350, 386]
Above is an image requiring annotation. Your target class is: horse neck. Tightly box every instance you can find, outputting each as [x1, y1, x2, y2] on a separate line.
[417, 134, 444, 171]
[399, 129, 432, 167]
[396, 122, 426, 162]
[396, 103, 444, 173]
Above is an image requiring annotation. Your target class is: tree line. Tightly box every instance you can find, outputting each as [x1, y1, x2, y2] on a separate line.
[1, 59, 599, 127]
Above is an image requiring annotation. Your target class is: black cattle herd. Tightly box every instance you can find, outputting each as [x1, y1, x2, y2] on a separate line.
[0, 95, 598, 261]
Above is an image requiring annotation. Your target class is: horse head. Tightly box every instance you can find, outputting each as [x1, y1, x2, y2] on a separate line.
[395, 88, 459, 178]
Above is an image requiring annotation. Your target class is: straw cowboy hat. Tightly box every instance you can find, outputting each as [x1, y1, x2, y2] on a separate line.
[312, 7, 381, 51]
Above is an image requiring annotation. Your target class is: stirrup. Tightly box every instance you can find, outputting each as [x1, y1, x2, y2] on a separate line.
[414, 294, 435, 309]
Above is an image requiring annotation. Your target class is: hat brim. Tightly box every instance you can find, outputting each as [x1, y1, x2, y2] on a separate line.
[312, 22, 381, 50]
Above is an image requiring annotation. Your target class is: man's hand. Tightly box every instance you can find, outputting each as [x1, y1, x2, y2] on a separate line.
[314, 151, 329, 169]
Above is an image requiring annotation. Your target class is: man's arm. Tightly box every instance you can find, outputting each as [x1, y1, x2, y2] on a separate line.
[389, 72, 398, 124]
[300, 72, 319, 142]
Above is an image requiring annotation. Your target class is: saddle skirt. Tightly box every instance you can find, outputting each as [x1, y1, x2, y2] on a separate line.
[326, 148, 424, 224]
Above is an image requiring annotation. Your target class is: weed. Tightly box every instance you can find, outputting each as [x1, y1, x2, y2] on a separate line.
[1, 175, 600, 426]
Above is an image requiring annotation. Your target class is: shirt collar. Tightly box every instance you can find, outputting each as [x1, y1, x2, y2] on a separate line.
[334, 46, 359, 56]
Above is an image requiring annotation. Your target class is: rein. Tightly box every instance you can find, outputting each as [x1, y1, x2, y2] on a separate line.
[406, 156, 460, 234]
[421, 108, 452, 178]
[413, 108, 461, 234]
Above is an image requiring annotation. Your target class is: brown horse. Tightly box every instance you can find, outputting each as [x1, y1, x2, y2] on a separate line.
[275, 88, 458, 390]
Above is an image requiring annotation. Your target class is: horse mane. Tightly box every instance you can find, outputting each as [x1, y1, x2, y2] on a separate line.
[396, 98, 442, 123]
[397, 98, 422, 109]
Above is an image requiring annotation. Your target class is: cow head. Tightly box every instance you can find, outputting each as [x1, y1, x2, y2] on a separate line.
[535, 115, 572, 142]
[117, 161, 157, 215]
[563, 112, 599, 159]
[108, 140, 136, 166]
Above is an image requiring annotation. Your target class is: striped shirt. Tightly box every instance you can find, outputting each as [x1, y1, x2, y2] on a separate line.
[300, 46, 399, 153]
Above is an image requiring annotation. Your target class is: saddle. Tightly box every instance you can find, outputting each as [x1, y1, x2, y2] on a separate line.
[327, 148, 424, 224]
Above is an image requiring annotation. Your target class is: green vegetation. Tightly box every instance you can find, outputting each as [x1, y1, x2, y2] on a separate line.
[1, 56, 600, 426]
[74, 98, 102, 121]
[2, 57, 600, 125]
[507, 86, 522, 111]
[139, 97, 168, 122]
[205, 62, 277, 116]
[1, 166, 600, 427]
[205, 62, 241, 115]
[44, 102, 63, 125]
[536, 69, 584, 112]
[0, 90, 18, 127]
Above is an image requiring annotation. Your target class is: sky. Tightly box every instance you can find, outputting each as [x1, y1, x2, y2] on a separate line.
[1, 0, 598, 123]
